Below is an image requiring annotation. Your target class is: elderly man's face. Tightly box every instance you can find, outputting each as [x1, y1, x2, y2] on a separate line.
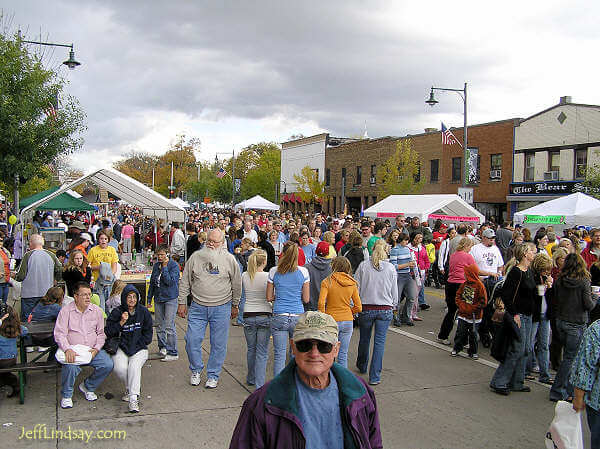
[74, 287, 92, 310]
[206, 230, 223, 250]
[292, 339, 340, 380]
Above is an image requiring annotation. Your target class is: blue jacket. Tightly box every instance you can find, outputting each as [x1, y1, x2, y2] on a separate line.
[147, 259, 180, 303]
[105, 284, 153, 357]
[0, 326, 28, 359]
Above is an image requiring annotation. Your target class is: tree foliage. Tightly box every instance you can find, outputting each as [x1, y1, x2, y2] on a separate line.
[583, 158, 600, 199]
[294, 165, 325, 211]
[242, 147, 281, 203]
[377, 139, 425, 198]
[0, 30, 86, 183]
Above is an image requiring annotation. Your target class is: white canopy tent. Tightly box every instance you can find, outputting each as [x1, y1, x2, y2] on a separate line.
[513, 192, 600, 228]
[169, 197, 191, 209]
[234, 195, 280, 211]
[363, 194, 485, 224]
[20, 168, 185, 222]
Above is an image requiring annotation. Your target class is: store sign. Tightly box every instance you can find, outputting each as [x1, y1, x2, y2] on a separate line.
[522, 215, 566, 224]
[458, 187, 474, 204]
[510, 181, 600, 196]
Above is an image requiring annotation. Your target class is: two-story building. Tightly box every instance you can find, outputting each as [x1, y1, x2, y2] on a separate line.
[508, 96, 600, 215]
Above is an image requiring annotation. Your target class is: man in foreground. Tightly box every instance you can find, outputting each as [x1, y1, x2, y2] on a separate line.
[229, 311, 382, 449]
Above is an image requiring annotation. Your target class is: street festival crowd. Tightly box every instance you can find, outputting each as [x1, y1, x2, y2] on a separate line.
[3, 206, 600, 446]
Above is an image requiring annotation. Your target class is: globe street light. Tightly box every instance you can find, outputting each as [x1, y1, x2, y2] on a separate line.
[426, 83, 468, 187]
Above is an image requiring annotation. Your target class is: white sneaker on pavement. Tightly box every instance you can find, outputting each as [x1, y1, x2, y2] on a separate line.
[437, 338, 451, 346]
[26, 346, 36, 353]
[190, 372, 202, 386]
[122, 392, 129, 402]
[79, 382, 97, 401]
[159, 348, 167, 357]
[37, 346, 49, 352]
[205, 378, 218, 389]
[128, 395, 140, 413]
[60, 397, 73, 409]
[161, 354, 179, 362]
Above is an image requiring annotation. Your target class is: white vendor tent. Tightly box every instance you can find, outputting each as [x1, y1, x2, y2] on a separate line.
[363, 194, 485, 224]
[234, 195, 280, 211]
[170, 197, 191, 209]
[513, 192, 600, 228]
[20, 168, 185, 222]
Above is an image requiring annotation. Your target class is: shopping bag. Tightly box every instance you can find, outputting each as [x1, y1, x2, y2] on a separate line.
[544, 400, 584, 449]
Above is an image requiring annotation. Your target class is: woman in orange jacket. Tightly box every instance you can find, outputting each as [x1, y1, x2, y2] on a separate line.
[318, 256, 362, 368]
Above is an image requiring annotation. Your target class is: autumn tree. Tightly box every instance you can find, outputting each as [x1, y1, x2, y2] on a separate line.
[377, 139, 425, 198]
[113, 151, 159, 187]
[294, 165, 326, 212]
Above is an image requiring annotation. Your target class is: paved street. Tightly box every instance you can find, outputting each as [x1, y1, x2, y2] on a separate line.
[0, 288, 583, 448]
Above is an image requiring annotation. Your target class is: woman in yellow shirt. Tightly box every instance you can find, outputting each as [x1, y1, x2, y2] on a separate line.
[318, 256, 362, 368]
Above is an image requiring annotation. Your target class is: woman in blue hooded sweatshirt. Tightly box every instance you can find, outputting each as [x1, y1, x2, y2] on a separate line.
[105, 284, 153, 413]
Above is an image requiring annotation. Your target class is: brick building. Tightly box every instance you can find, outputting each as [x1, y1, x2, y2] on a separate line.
[323, 118, 519, 221]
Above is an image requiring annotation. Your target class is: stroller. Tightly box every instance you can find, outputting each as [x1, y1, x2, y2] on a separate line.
[478, 276, 504, 348]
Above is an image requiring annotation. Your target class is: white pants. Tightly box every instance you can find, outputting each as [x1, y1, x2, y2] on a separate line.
[112, 348, 148, 396]
[122, 238, 132, 253]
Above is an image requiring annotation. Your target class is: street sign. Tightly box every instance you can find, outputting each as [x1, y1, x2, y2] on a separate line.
[168, 185, 175, 190]
[458, 187, 474, 204]
[523, 215, 566, 224]
[203, 197, 211, 203]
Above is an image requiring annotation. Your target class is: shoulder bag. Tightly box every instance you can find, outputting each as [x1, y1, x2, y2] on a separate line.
[492, 269, 522, 324]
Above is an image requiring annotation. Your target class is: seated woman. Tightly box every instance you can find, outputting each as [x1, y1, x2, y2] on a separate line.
[0, 306, 28, 398]
[30, 286, 64, 361]
[105, 284, 153, 413]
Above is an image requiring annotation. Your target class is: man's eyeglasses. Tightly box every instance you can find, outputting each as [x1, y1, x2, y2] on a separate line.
[295, 339, 334, 354]
[206, 238, 223, 245]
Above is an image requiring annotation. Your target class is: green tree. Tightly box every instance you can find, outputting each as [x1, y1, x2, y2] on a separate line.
[377, 139, 425, 198]
[0, 29, 86, 194]
[294, 165, 326, 212]
[241, 148, 281, 202]
[583, 159, 600, 199]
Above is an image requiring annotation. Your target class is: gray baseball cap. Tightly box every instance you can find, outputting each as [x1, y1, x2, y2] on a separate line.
[293, 311, 338, 345]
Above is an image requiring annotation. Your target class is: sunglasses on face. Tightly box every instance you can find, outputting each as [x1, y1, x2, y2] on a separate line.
[295, 339, 334, 354]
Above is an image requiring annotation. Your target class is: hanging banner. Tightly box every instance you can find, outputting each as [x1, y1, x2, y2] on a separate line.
[523, 215, 566, 224]
[465, 147, 479, 185]
[428, 214, 480, 223]
[376, 212, 404, 218]
[234, 178, 241, 194]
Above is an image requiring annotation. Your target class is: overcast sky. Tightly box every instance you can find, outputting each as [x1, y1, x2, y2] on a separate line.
[5, 1, 599, 172]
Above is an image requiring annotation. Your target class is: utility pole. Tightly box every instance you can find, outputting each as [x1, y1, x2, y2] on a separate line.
[170, 161, 174, 198]
[232, 149, 236, 205]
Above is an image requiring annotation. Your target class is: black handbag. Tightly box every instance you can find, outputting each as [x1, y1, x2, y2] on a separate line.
[103, 336, 120, 355]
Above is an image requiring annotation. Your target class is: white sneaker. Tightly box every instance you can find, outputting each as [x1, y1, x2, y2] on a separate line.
[26, 346, 36, 353]
[128, 395, 139, 413]
[205, 378, 218, 389]
[161, 354, 179, 362]
[60, 397, 73, 409]
[37, 346, 49, 352]
[79, 382, 97, 401]
[159, 348, 167, 357]
[122, 392, 129, 402]
[437, 338, 451, 346]
[190, 372, 202, 386]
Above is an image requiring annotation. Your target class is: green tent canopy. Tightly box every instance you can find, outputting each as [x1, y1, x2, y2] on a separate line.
[20, 187, 95, 212]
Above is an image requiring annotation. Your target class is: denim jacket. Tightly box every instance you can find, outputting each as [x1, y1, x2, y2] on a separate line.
[147, 259, 180, 303]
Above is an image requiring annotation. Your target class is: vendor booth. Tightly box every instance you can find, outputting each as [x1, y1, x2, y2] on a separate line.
[234, 195, 280, 211]
[513, 192, 600, 230]
[363, 194, 485, 225]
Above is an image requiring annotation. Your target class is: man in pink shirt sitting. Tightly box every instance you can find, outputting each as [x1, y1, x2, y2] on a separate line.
[54, 281, 114, 409]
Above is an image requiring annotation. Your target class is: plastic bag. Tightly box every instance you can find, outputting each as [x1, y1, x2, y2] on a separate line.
[545, 400, 584, 449]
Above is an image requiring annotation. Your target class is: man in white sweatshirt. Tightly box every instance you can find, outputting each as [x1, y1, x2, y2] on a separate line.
[177, 229, 242, 389]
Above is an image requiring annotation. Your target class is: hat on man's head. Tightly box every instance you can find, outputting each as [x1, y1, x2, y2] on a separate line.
[80, 233, 93, 242]
[71, 220, 87, 230]
[482, 229, 496, 238]
[293, 311, 338, 345]
[316, 241, 330, 257]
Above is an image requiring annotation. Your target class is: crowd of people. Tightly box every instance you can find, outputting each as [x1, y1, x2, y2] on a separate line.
[3, 205, 600, 446]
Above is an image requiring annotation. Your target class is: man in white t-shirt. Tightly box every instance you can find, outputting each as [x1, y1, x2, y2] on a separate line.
[242, 219, 258, 244]
[470, 228, 504, 280]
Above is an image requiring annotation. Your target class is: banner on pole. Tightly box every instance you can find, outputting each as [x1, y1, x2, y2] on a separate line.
[466, 147, 479, 185]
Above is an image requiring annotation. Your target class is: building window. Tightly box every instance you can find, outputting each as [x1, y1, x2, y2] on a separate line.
[452, 157, 461, 182]
[430, 159, 439, 183]
[325, 168, 330, 186]
[371, 195, 377, 206]
[414, 160, 421, 183]
[491, 154, 502, 170]
[548, 151, 560, 173]
[341, 167, 346, 185]
[524, 153, 535, 181]
[370, 165, 376, 184]
[575, 149, 587, 179]
[356, 166, 362, 185]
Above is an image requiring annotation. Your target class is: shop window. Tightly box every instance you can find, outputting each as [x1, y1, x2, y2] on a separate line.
[451, 157, 461, 182]
[430, 159, 439, 183]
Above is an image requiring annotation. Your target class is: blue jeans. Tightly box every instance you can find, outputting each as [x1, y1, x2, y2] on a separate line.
[60, 349, 114, 398]
[336, 321, 353, 368]
[587, 404, 600, 449]
[396, 273, 417, 324]
[550, 319, 586, 401]
[20, 297, 42, 321]
[490, 314, 532, 391]
[93, 283, 112, 312]
[237, 292, 246, 325]
[527, 318, 551, 381]
[270, 314, 300, 377]
[0, 282, 9, 304]
[243, 315, 271, 388]
[155, 299, 178, 356]
[356, 309, 393, 383]
[185, 301, 231, 380]
[417, 282, 426, 306]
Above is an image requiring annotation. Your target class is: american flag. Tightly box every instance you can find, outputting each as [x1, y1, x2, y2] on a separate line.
[216, 167, 227, 178]
[44, 103, 58, 121]
[441, 122, 462, 147]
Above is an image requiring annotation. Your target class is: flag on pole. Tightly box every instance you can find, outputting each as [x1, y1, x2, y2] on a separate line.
[441, 122, 462, 147]
[360, 201, 364, 217]
[216, 167, 227, 178]
[44, 96, 58, 122]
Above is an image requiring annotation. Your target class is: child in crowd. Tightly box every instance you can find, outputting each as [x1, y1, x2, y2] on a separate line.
[451, 264, 488, 359]
[30, 286, 64, 360]
[106, 280, 126, 315]
[0, 305, 28, 397]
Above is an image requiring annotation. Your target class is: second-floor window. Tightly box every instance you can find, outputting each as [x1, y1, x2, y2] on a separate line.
[524, 153, 535, 181]
[575, 149, 587, 179]
[341, 167, 346, 185]
[549, 151, 560, 173]
[430, 159, 439, 182]
[370, 165, 376, 184]
[452, 157, 461, 182]
[356, 166, 362, 185]
[325, 168, 330, 186]
[491, 154, 502, 171]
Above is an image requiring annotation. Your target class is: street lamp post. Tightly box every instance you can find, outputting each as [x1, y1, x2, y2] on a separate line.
[426, 82, 468, 187]
[276, 180, 287, 204]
